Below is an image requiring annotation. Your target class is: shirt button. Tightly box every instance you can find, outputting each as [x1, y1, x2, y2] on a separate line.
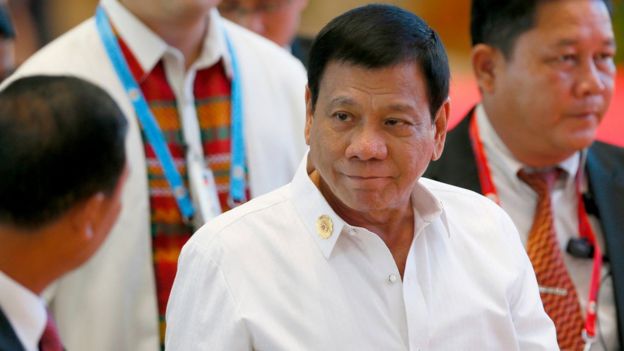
[387, 274, 398, 284]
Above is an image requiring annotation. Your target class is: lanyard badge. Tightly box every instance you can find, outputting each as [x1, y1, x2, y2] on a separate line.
[95, 6, 247, 225]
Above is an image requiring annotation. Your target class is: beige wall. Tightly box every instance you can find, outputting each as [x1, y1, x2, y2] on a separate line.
[300, 0, 472, 68]
[300, 1, 417, 36]
[47, 0, 98, 38]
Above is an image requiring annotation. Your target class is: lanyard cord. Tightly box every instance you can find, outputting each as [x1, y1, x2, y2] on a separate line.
[95, 6, 247, 221]
[468, 112, 603, 343]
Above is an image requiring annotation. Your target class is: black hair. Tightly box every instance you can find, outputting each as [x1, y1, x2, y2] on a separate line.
[307, 4, 450, 119]
[0, 75, 128, 229]
[471, 0, 613, 58]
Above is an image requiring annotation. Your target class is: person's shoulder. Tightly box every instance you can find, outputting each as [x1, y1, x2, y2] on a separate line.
[420, 177, 516, 236]
[3, 18, 102, 87]
[222, 18, 306, 75]
[589, 140, 624, 158]
[420, 177, 497, 210]
[420, 177, 526, 267]
[20, 19, 97, 69]
[183, 184, 293, 256]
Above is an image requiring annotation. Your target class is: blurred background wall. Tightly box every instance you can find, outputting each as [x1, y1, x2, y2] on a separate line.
[8, 0, 624, 145]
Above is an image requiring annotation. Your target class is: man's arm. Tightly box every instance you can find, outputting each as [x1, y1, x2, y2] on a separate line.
[503, 216, 559, 350]
[165, 237, 251, 350]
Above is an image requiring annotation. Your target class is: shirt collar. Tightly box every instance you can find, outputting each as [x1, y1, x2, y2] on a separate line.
[290, 156, 348, 259]
[291, 154, 449, 259]
[0, 270, 47, 351]
[476, 104, 580, 182]
[412, 178, 449, 238]
[100, 0, 233, 78]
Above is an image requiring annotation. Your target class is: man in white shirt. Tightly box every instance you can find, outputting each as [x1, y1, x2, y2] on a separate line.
[0, 76, 128, 351]
[4, 0, 307, 350]
[166, 5, 558, 350]
[425, 0, 623, 349]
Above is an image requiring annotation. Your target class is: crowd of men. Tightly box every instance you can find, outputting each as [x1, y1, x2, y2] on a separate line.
[0, 0, 621, 350]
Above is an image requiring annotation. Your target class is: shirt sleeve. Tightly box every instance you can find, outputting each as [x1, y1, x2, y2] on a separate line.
[504, 216, 560, 350]
[165, 237, 251, 350]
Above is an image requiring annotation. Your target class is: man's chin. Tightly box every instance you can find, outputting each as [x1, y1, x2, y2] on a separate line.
[563, 131, 597, 151]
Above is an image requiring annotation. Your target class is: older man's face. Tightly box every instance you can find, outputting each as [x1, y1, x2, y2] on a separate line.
[305, 61, 447, 214]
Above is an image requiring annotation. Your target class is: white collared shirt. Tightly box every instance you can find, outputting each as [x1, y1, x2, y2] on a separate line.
[0, 271, 46, 351]
[3, 1, 307, 350]
[476, 104, 617, 350]
[166, 156, 558, 350]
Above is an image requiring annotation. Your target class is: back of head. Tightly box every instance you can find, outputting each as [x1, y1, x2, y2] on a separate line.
[0, 75, 128, 229]
[471, 0, 613, 57]
[307, 4, 450, 118]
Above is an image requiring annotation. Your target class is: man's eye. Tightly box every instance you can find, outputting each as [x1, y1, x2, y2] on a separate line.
[595, 52, 614, 63]
[558, 54, 577, 63]
[385, 118, 405, 126]
[334, 112, 350, 121]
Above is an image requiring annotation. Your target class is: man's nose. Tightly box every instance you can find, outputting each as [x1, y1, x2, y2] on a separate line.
[574, 58, 612, 98]
[344, 125, 388, 161]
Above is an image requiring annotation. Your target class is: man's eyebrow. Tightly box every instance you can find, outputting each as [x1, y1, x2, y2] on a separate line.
[327, 96, 358, 108]
[386, 103, 417, 113]
[553, 37, 616, 48]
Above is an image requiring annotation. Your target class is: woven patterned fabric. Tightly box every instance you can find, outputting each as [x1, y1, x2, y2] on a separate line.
[518, 169, 584, 350]
[116, 35, 248, 345]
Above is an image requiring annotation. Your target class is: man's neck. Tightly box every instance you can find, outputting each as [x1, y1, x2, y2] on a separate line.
[0, 228, 59, 295]
[121, 1, 210, 70]
[482, 105, 575, 168]
[313, 172, 415, 276]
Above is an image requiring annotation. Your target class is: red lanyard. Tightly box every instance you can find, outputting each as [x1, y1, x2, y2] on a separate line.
[468, 113, 603, 343]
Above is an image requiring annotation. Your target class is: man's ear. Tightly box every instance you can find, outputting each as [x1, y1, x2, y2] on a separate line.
[471, 44, 500, 94]
[70, 193, 105, 242]
[431, 98, 450, 161]
[304, 85, 313, 146]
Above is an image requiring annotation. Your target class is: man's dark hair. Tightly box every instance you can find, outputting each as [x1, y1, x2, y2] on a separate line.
[471, 0, 613, 58]
[0, 75, 128, 229]
[307, 4, 450, 119]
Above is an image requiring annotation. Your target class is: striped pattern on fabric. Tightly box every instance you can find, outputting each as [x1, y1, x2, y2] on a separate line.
[115, 34, 249, 346]
[518, 168, 585, 350]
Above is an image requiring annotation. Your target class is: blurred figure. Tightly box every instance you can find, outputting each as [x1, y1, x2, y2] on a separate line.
[0, 0, 15, 80]
[425, 0, 622, 349]
[3, 0, 307, 350]
[7, 0, 42, 66]
[0, 75, 128, 351]
[219, 0, 313, 67]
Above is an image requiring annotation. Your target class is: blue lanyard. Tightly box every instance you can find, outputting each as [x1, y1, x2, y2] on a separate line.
[95, 6, 247, 221]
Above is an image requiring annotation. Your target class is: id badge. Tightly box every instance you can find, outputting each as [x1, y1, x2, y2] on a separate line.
[188, 154, 222, 230]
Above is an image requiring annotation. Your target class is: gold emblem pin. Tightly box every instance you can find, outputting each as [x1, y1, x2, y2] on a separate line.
[316, 215, 333, 239]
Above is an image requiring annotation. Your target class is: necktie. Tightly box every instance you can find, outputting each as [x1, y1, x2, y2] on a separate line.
[39, 310, 63, 351]
[518, 168, 584, 350]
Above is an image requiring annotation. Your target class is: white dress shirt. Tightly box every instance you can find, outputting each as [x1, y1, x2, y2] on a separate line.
[476, 104, 617, 350]
[2, 1, 307, 350]
[0, 271, 46, 351]
[166, 156, 558, 350]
